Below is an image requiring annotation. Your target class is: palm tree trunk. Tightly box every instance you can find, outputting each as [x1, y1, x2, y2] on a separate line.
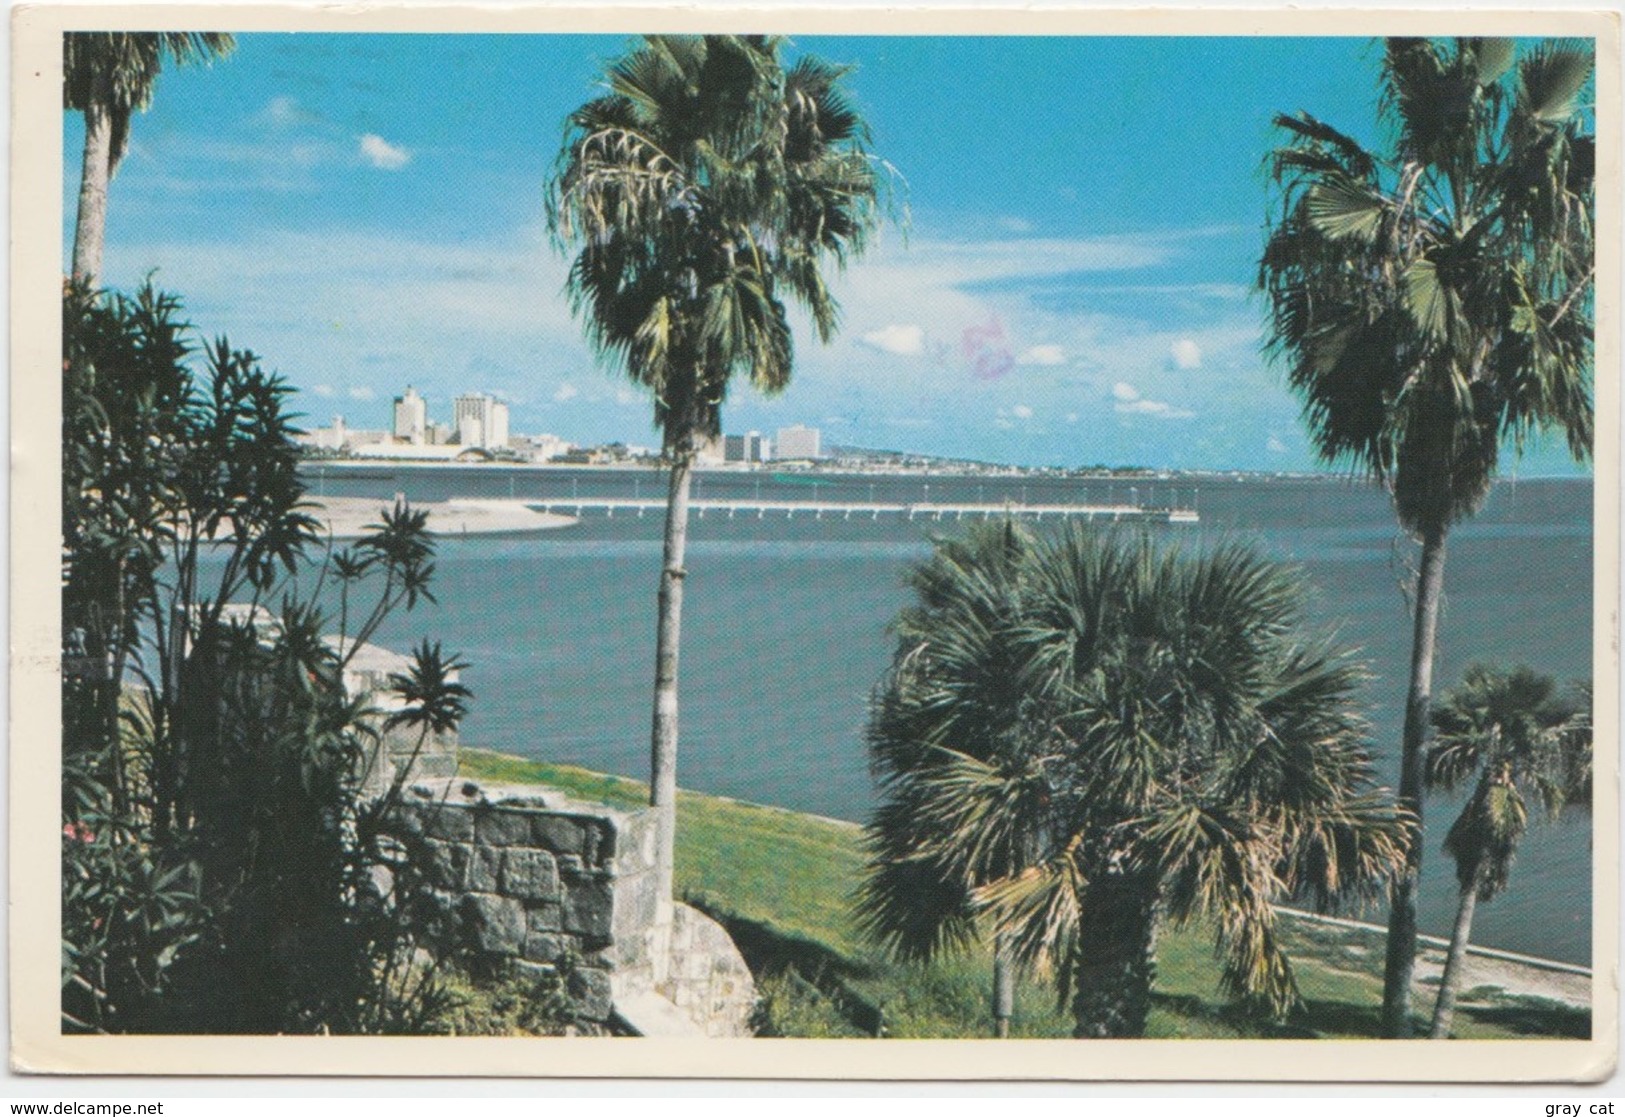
[1430, 862, 1485, 1038]
[73, 86, 115, 287]
[1071, 873, 1160, 1038]
[650, 449, 695, 909]
[991, 931, 1014, 1037]
[1381, 525, 1448, 1037]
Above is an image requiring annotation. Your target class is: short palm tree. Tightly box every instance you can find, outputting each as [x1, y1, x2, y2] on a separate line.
[549, 35, 889, 908]
[858, 520, 1036, 1036]
[380, 640, 472, 804]
[1259, 37, 1595, 1035]
[64, 31, 236, 286]
[1424, 665, 1591, 1037]
[859, 524, 1408, 1038]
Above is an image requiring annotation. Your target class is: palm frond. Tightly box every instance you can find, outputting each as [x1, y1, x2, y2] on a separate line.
[548, 34, 888, 453]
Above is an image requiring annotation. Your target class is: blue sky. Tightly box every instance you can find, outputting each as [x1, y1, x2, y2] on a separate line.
[66, 33, 1590, 473]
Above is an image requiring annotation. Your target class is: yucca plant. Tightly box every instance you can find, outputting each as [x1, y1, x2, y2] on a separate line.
[379, 640, 472, 805]
[62, 282, 468, 1033]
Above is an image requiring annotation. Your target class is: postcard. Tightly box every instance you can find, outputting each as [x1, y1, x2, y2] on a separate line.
[11, 4, 1619, 1082]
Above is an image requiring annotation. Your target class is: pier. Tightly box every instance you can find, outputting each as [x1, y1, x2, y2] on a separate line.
[524, 497, 1199, 524]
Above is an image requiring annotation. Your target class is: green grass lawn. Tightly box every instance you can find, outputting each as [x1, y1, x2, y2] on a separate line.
[458, 748, 1588, 1040]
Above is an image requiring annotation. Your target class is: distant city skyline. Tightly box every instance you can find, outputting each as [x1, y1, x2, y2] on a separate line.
[308, 384, 836, 466]
[67, 33, 1593, 475]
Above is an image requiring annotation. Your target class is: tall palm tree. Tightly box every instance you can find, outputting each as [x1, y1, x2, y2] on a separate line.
[64, 31, 236, 286]
[549, 36, 889, 909]
[1259, 37, 1595, 1036]
[859, 524, 1407, 1037]
[1424, 666, 1591, 1037]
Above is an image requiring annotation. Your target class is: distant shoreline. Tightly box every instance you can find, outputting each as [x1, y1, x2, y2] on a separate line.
[301, 458, 1596, 485]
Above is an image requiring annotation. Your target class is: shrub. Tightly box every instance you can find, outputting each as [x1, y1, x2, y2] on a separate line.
[61, 282, 468, 1033]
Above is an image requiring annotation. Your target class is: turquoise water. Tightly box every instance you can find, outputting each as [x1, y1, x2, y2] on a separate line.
[310, 466, 1596, 965]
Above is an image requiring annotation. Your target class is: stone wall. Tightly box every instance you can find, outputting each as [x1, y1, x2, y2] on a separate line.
[391, 779, 659, 1025]
[388, 778, 755, 1035]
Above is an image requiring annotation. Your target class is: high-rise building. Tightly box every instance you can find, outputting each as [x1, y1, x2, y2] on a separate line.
[489, 400, 510, 449]
[453, 393, 510, 451]
[393, 386, 427, 444]
[723, 430, 769, 463]
[775, 424, 821, 460]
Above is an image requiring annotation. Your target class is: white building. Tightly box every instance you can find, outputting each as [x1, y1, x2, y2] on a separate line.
[296, 414, 349, 451]
[393, 386, 427, 444]
[775, 424, 821, 460]
[520, 433, 572, 462]
[453, 393, 510, 451]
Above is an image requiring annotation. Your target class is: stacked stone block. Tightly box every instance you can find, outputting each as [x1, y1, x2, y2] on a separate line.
[391, 780, 658, 1024]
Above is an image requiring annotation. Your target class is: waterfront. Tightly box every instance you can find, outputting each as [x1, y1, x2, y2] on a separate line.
[311, 464, 1595, 965]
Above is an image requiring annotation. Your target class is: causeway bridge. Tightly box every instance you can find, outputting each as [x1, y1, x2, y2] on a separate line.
[526, 497, 1199, 524]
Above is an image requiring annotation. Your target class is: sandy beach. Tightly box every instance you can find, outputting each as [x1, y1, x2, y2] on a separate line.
[308, 496, 576, 539]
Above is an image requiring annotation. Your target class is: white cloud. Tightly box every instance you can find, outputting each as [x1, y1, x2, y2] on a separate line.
[859, 323, 925, 356]
[1112, 382, 1141, 402]
[1011, 404, 1034, 420]
[1017, 344, 1066, 366]
[261, 96, 304, 127]
[310, 383, 335, 398]
[1065, 412, 1079, 424]
[1115, 398, 1194, 420]
[1267, 435, 1289, 454]
[1170, 338, 1203, 370]
[359, 133, 410, 170]
[614, 387, 641, 407]
[347, 386, 375, 401]
[996, 216, 1034, 234]
[101, 226, 585, 422]
[554, 383, 580, 402]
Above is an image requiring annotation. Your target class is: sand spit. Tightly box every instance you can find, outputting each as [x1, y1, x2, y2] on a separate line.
[309, 496, 576, 539]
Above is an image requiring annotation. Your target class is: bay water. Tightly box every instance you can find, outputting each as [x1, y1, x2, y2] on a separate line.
[308, 465, 1595, 965]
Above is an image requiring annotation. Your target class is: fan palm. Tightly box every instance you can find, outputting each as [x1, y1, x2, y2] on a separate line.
[859, 524, 1408, 1038]
[549, 35, 888, 907]
[1424, 666, 1591, 1037]
[1259, 37, 1594, 1035]
[64, 32, 236, 286]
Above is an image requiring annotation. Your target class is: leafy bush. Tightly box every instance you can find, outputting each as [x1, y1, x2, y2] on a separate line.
[428, 954, 590, 1037]
[61, 283, 471, 1033]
